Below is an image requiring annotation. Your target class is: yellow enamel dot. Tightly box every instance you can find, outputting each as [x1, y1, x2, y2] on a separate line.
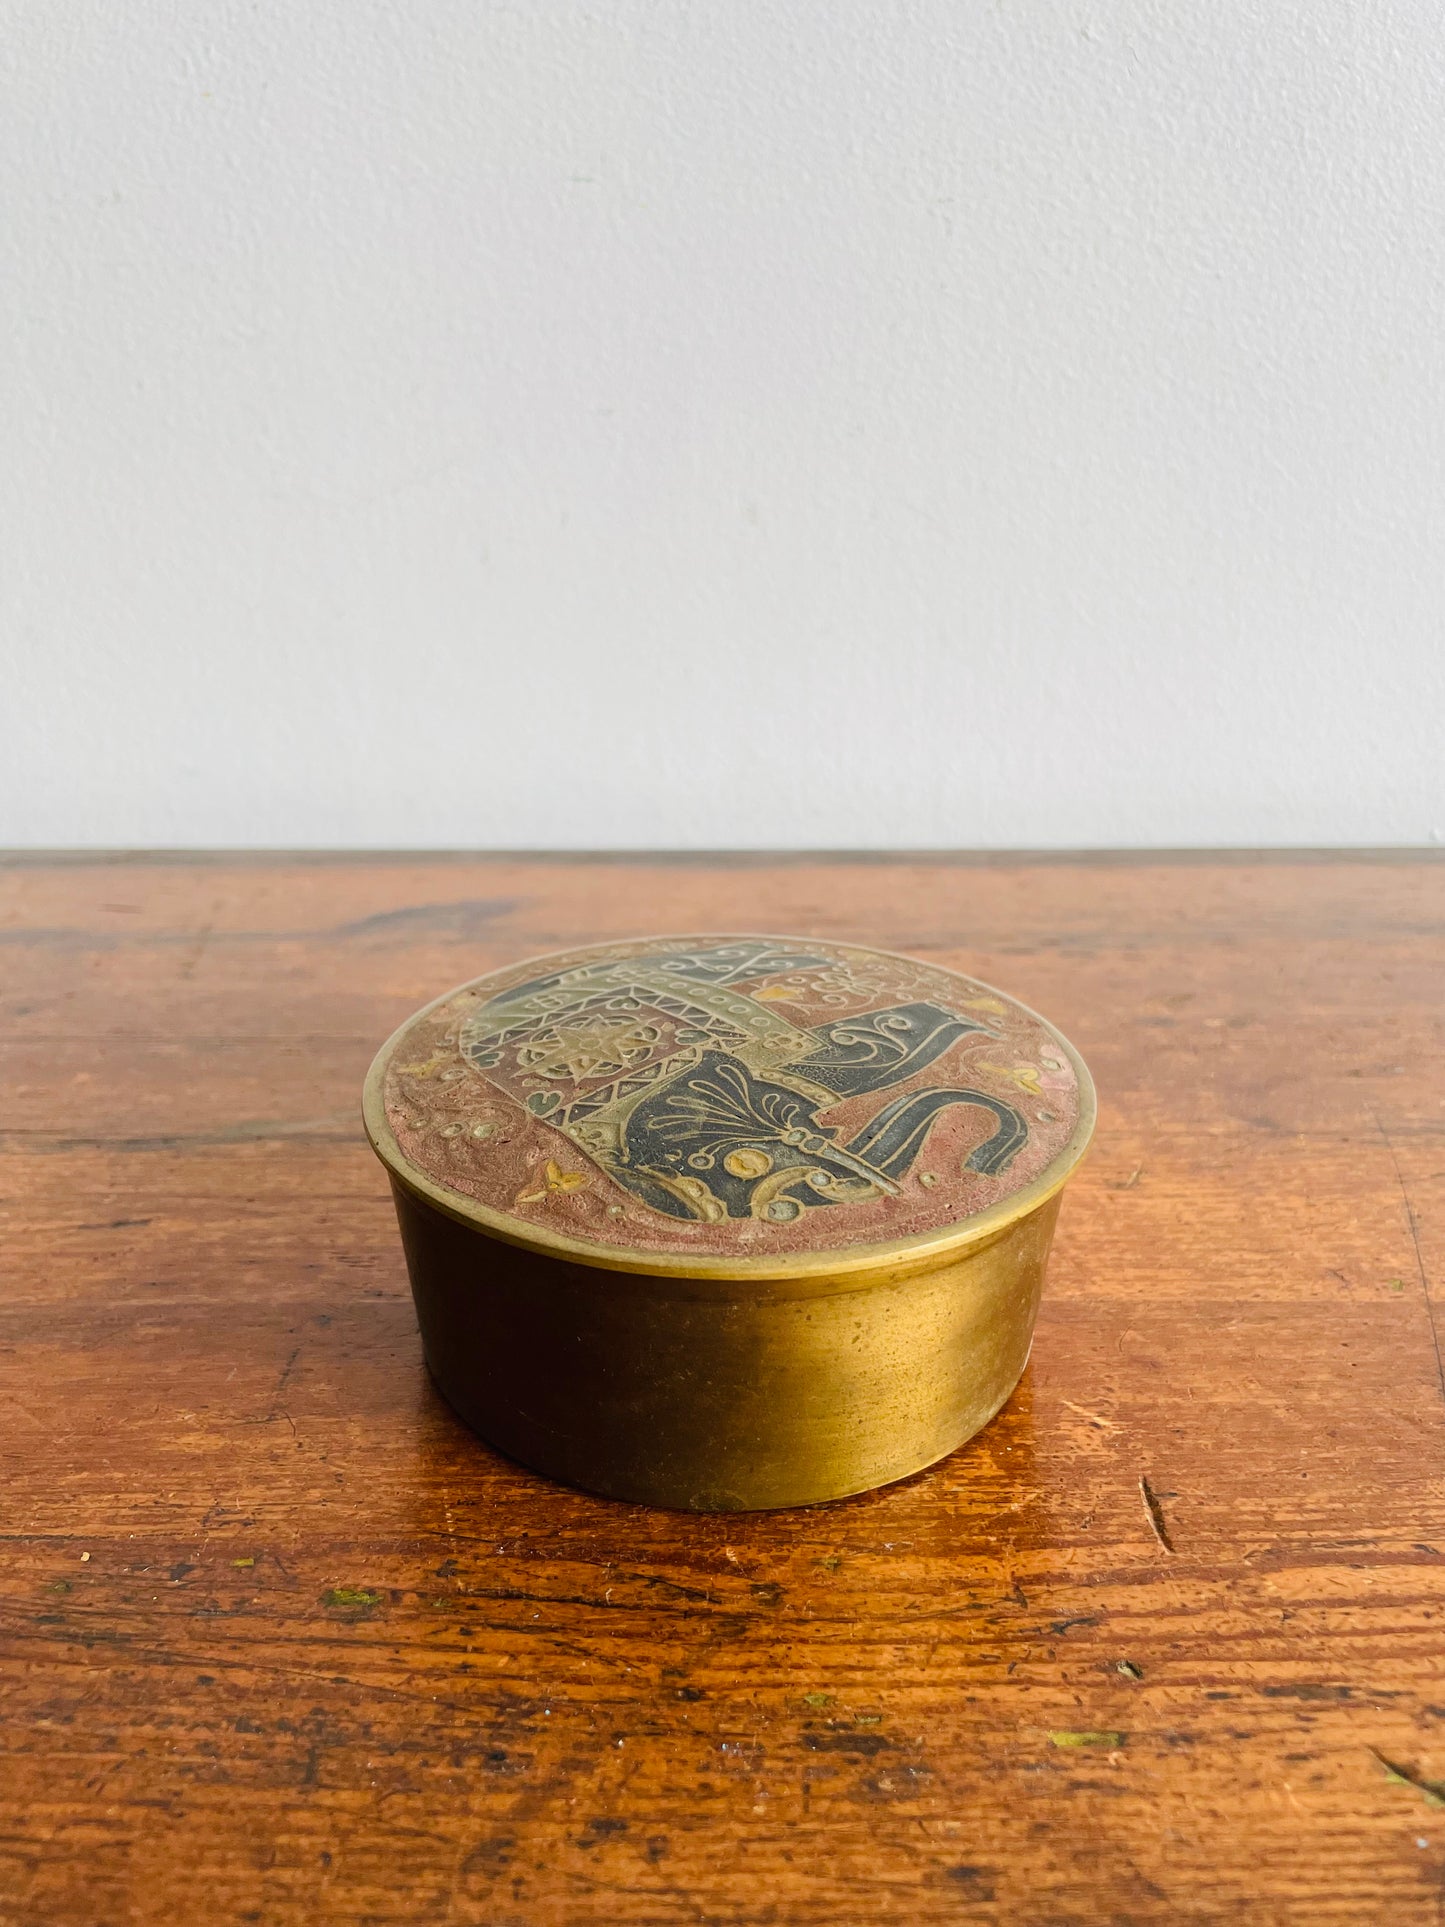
[724, 1147, 774, 1180]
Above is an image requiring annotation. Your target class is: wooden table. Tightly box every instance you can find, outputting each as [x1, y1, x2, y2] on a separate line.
[3, 853, 1443, 1925]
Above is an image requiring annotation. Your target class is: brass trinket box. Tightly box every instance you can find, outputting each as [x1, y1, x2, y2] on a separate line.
[364, 935, 1094, 1510]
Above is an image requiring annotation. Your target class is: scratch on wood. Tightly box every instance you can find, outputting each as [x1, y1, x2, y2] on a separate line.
[179, 899, 223, 979]
[267, 1345, 302, 1421]
[1373, 1111, 1445, 1410]
[1139, 1476, 1175, 1553]
[1062, 1399, 1115, 1429]
[439, 1485, 464, 1573]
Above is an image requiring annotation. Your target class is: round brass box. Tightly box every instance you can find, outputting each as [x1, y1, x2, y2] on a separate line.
[364, 935, 1094, 1511]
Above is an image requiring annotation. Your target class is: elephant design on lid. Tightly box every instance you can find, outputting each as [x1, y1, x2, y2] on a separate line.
[460, 940, 1029, 1225]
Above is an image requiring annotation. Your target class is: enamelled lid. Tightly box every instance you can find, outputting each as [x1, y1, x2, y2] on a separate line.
[363, 934, 1095, 1281]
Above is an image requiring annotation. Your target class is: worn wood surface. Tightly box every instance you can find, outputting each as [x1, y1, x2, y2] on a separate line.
[2, 852, 1443, 1926]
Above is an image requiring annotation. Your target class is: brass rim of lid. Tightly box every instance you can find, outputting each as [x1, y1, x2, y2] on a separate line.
[362, 937, 1097, 1286]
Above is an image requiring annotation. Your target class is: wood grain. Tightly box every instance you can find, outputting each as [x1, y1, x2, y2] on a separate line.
[1, 852, 1443, 1926]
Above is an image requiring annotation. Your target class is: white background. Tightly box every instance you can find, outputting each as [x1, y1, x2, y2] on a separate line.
[5, 2, 1443, 849]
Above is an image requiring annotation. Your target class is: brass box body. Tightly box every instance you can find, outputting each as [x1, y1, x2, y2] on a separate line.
[393, 1177, 1063, 1510]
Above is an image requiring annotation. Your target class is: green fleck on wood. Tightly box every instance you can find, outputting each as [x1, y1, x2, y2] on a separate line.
[321, 1586, 383, 1609]
[1050, 1730, 1125, 1749]
[1372, 1750, 1445, 1807]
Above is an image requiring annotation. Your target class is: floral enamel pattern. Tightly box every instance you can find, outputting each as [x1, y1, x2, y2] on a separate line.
[380, 936, 1082, 1257]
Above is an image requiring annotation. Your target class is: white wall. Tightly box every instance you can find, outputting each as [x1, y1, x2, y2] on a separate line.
[5, 2, 1443, 849]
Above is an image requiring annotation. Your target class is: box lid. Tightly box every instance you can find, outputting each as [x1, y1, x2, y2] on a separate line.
[363, 934, 1094, 1279]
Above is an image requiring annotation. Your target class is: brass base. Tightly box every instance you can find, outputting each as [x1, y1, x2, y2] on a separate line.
[393, 1180, 1062, 1511]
